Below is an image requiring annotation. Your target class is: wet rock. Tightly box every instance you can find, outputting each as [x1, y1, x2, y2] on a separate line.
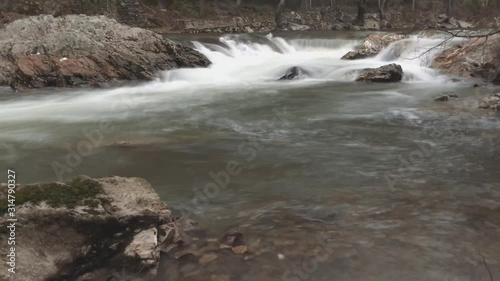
[199, 253, 218, 264]
[341, 33, 408, 60]
[0, 15, 210, 90]
[434, 94, 458, 101]
[458, 20, 473, 28]
[232, 245, 249, 254]
[0, 176, 175, 281]
[278, 66, 307, 80]
[124, 227, 158, 266]
[341, 49, 379, 60]
[479, 93, 500, 110]
[221, 230, 244, 247]
[355, 63, 403, 82]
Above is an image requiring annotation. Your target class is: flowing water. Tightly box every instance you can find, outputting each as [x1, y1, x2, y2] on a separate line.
[1, 31, 500, 280]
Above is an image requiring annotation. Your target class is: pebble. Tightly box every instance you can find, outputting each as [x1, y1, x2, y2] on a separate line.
[199, 253, 218, 264]
[232, 245, 249, 254]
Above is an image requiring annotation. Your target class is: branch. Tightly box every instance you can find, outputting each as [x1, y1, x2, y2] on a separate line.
[438, 29, 500, 38]
[483, 256, 493, 281]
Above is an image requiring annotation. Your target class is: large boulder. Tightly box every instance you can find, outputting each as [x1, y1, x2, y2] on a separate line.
[355, 63, 403, 82]
[432, 33, 500, 83]
[0, 15, 210, 90]
[0, 176, 196, 281]
[341, 33, 408, 60]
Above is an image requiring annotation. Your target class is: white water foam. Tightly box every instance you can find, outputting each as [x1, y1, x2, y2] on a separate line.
[0, 32, 462, 132]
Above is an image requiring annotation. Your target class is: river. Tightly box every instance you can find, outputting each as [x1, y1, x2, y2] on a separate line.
[0, 31, 499, 280]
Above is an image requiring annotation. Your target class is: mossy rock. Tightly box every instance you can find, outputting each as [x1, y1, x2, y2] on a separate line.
[0, 177, 102, 215]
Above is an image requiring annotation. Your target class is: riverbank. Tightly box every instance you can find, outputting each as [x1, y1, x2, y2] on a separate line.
[2, 0, 500, 34]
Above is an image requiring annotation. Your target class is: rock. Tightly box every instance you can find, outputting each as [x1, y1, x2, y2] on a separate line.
[341, 33, 408, 60]
[0, 15, 210, 90]
[199, 253, 218, 264]
[124, 228, 158, 266]
[433, 33, 500, 83]
[245, 26, 254, 33]
[233, 17, 244, 27]
[479, 93, 500, 110]
[434, 94, 458, 101]
[448, 17, 458, 27]
[221, 230, 244, 247]
[458, 20, 473, 28]
[232, 245, 249, 254]
[355, 63, 403, 82]
[288, 22, 311, 31]
[341, 49, 379, 60]
[364, 18, 380, 30]
[0, 176, 176, 281]
[278, 66, 307, 80]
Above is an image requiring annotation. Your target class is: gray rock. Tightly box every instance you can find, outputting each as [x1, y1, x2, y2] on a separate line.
[0, 176, 176, 281]
[341, 48, 379, 60]
[341, 33, 408, 60]
[479, 93, 500, 110]
[434, 94, 458, 101]
[288, 23, 311, 31]
[0, 15, 210, 90]
[278, 66, 307, 80]
[458, 20, 473, 28]
[355, 63, 403, 82]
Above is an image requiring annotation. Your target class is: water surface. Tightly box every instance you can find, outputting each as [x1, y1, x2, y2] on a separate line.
[0, 31, 499, 280]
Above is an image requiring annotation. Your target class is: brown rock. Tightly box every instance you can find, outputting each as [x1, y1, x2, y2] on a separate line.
[0, 15, 210, 90]
[433, 33, 500, 83]
[199, 253, 218, 264]
[221, 230, 244, 247]
[232, 245, 249, 254]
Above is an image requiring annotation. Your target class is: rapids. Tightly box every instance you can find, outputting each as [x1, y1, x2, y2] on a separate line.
[0, 31, 499, 281]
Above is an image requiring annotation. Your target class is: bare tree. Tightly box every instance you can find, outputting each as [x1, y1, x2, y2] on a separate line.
[447, 0, 452, 17]
[236, 0, 242, 7]
[412, 0, 416, 10]
[356, 0, 367, 25]
[199, 0, 204, 15]
[378, 0, 386, 21]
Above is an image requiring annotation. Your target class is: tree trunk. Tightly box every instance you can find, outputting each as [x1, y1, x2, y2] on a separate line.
[356, 0, 366, 25]
[236, 0, 241, 7]
[199, 0, 204, 15]
[447, 0, 452, 17]
[378, 0, 385, 21]
[276, 0, 286, 28]
[412, 0, 416, 10]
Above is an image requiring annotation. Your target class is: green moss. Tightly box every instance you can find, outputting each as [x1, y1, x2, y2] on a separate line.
[0, 177, 102, 215]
